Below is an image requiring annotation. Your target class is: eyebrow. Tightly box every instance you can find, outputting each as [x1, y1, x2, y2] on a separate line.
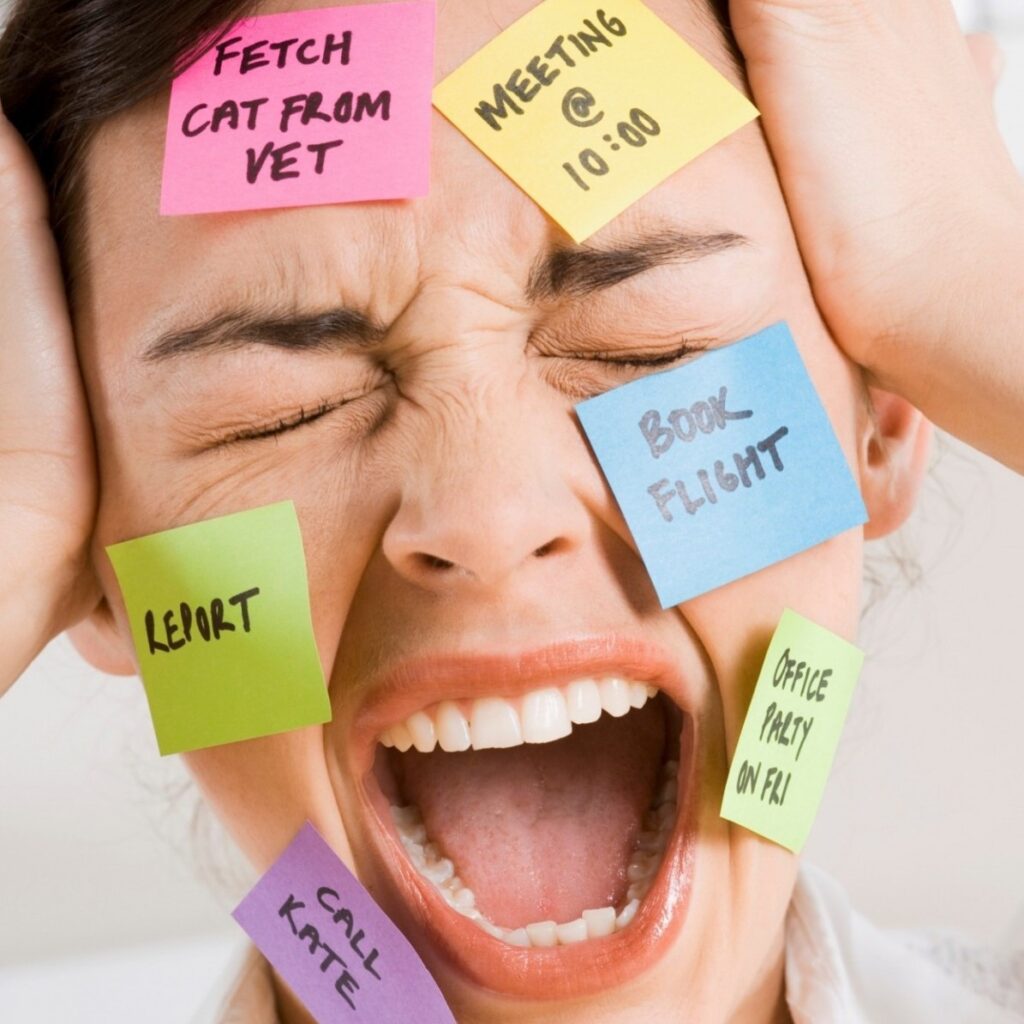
[526, 229, 749, 302]
[143, 305, 387, 362]
[142, 229, 748, 362]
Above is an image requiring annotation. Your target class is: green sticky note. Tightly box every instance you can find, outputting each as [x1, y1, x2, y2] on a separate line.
[106, 501, 331, 755]
[720, 609, 863, 852]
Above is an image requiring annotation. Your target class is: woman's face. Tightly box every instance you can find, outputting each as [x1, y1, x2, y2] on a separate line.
[70, 0, 925, 1020]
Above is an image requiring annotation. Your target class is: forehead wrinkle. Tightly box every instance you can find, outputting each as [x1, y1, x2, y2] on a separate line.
[412, 211, 540, 322]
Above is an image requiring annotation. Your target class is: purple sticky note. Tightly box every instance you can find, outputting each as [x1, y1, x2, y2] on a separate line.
[233, 822, 455, 1023]
[161, 1, 436, 215]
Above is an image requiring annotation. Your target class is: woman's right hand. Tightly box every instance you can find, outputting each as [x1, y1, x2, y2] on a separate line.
[0, 103, 98, 694]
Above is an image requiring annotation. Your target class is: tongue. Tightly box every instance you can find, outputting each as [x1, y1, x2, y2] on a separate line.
[394, 700, 665, 928]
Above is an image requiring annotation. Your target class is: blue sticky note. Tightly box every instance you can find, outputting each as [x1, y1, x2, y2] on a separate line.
[575, 322, 867, 607]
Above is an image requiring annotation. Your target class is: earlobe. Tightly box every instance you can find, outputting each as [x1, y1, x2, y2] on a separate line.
[859, 384, 933, 541]
[66, 599, 137, 677]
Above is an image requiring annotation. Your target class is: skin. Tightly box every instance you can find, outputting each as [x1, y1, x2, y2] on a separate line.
[69, 2, 918, 1017]
[730, 0, 1024, 472]
[0, 0, 1018, 1020]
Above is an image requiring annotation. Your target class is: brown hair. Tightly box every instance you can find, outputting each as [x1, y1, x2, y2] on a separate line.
[0, 0, 733, 293]
[0, 0, 258, 290]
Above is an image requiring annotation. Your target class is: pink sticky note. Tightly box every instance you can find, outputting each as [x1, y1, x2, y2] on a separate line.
[161, 1, 436, 215]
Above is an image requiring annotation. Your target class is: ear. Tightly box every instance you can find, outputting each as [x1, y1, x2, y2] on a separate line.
[66, 598, 137, 677]
[859, 384, 933, 541]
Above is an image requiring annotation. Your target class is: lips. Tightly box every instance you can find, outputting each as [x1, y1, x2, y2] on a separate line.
[348, 639, 700, 1000]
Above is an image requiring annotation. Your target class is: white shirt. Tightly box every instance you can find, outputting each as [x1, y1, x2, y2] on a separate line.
[786, 864, 1023, 1022]
[196, 863, 1024, 1023]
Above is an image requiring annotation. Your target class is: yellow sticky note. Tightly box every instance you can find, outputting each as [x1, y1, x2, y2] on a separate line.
[433, 0, 758, 241]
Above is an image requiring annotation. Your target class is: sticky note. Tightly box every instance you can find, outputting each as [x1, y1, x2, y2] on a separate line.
[720, 609, 863, 852]
[233, 822, 455, 1022]
[161, 1, 436, 215]
[575, 322, 868, 607]
[106, 501, 330, 755]
[432, 0, 757, 241]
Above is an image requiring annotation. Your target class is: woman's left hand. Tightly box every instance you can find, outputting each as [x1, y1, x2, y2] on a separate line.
[728, 0, 1024, 472]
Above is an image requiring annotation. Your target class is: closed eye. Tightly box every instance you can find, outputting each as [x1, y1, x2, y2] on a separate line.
[218, 398, 343, 446]
[201, 339, 707, 447]
[578, 337, 708, 369]
[537, 336, 711, 401]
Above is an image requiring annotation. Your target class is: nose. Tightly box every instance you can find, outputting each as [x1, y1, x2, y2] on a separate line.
[381, 405, 591, 593]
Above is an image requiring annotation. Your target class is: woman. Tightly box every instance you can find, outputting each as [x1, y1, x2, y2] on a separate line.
[1, 0, 1021, 1021]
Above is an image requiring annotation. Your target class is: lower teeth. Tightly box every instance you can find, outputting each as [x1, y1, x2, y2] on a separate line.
[389, 757, 679, 948]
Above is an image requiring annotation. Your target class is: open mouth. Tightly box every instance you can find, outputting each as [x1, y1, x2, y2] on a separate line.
[357, 648, 698, 996]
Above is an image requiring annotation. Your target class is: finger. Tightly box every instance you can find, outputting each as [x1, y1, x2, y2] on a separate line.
[0, 103, 98, 645]
[965, 32, 1004, 98]
[0, 104, 85, 465]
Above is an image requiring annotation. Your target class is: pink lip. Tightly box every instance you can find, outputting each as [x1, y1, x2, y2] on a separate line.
[346, 637, 701, 1000]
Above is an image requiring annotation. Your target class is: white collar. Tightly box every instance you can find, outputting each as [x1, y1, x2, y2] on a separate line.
[786, 862, 1023, 1023]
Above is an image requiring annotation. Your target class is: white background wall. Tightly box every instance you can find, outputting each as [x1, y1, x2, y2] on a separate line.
[2, 3, 1023, 1021]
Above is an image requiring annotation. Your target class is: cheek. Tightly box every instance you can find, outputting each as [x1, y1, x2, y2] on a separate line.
[684, 528, 863, 763]
[91, 405, 408, 662]
[182, 731, 357, 876]
[660, 269, 867, 746]
[295, 467, 402, 679]
[665, 530, 861, 999]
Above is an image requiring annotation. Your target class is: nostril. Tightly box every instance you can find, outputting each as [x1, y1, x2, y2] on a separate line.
[416, 552, 456, 572]
[532, 538, 567, 559]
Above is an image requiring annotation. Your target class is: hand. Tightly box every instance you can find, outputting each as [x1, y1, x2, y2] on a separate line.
[0, 103, 98, 692]
[729, 0, 1024, 471]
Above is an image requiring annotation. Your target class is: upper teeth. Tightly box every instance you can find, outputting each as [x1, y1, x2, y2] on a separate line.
[379, 677, 659, 753]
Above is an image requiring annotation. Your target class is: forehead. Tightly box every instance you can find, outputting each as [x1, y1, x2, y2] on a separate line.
[77, 0, 772, 358]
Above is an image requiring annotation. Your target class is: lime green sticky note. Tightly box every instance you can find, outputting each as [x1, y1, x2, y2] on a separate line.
[433, 0, 758, 241]
[106, 501, 331, 755]
[720, 609, 863, 852]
